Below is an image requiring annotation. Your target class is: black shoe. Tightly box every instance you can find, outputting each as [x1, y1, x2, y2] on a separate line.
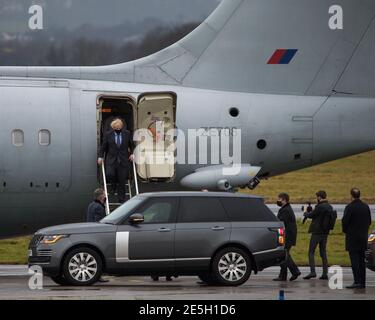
[346, 283, 365, 289]
[273, 277, 287, 282]
[97, 277, 109, 283]
[166, 276, 173, 281]
[319, 275, 328, 280]
[303, 273, 317, 280]
[151, 276, 159, 281]
[290, 272, 301, 282]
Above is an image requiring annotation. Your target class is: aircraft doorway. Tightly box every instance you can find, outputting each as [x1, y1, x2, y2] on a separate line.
[97, 96, 135, 145]
[96, 92, 177, 186]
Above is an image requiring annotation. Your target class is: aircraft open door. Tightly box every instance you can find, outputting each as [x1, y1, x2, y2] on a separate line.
[135, 92, 177, 182]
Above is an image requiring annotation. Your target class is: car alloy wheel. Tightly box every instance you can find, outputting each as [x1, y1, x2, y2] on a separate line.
[218, 252, 247, 282]
[62, 247, 102, 286]
[212, 247, 251, 286]
[68, 252, 98, 282]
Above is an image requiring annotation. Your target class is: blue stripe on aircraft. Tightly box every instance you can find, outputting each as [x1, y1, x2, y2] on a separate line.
[279, 49, 298, 64]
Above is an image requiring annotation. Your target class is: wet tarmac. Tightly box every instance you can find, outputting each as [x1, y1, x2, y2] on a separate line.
[0, 266, 374, 300]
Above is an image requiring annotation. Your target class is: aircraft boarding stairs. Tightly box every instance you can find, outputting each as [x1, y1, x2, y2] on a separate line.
[100, 161, 139, 215]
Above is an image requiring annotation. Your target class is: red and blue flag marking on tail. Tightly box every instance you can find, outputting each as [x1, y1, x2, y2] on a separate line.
[267, 49, 298, 64]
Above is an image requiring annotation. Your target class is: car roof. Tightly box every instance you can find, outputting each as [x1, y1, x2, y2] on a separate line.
[136, 191, 263, 199]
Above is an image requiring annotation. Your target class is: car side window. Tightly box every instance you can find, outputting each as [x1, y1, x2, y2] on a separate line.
[178, 197, 228, 223]
[135, 198, 177, 224]
[220, 198, 278, 222]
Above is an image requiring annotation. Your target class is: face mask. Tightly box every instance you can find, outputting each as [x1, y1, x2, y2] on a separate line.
[277, 201, 283, 207]
[115, 129, 122, 133]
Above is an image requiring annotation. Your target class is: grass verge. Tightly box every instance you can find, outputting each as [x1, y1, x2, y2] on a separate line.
[243, 150, 375, 204]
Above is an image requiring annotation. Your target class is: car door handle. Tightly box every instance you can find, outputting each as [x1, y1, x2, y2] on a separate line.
[211, 226, 225, 231]
[158, 228, 171, 232]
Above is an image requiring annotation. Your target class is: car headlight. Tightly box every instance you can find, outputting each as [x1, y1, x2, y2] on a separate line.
[40, 235, 68, 245]
[369, 234, 375, 243]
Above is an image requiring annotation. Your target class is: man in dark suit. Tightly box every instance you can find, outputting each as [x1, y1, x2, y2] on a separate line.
[98, 119, 134, 203]
[342, 188, 372, 289]
[303, 190, 332, 280]
[86, 188, 107, 222]
[86, 188, 108, 283]
[273, 193, 301, 281]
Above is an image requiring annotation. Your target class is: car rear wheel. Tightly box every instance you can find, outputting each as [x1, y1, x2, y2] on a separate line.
[212, 247, 251, 286]
[62, 247, 102, 286]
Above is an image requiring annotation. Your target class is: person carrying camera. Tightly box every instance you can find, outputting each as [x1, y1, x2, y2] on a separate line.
[303, 190, 336, 280]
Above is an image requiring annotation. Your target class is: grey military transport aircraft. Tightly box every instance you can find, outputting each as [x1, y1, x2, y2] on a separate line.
[0, 0, 375, 238]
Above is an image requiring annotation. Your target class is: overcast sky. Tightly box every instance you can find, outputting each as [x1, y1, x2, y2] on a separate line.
[0, 0, 220, 32]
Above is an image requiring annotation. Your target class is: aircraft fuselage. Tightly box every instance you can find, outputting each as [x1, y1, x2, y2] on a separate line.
[0, 77, 374, 238]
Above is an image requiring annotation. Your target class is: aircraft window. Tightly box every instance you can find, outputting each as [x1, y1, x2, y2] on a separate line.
[257, 139, 267, 150]
[229, 107, 239, 118]
[12, 130, 24, 147]
[38, 130, 51, 146]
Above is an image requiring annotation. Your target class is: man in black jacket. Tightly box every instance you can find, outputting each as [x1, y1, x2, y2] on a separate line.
[86, 188, 106, 222]
[342, 188, 372, 289]
[86, 188, 109, 283]
[98, 119, 134, 203]
[303, 190, 332, 280]
[273, 193, 301, 281]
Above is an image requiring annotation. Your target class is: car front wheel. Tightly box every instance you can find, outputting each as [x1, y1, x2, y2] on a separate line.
[212, 247, 251, 286]
[62, 247, 102, 286]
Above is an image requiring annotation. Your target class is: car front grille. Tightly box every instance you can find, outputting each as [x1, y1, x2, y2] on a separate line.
[30, 235, 44, 247]
[36, 249, 53, 257]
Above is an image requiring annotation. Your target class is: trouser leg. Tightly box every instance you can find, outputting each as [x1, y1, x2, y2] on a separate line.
[359, 251, 366, 287]
[349, 250, 360, 284]
[105, 164, 116, 194]
[287, 248, 300, 275]
[117, 165, 129, 203]
[319, 235, 329, 276]
[308, 235, 319, 274]
[279, 248, 289, 279]
[106, 165, 115, 183]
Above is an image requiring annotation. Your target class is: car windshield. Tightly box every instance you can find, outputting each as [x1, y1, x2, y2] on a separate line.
[100, 196, 144, 224]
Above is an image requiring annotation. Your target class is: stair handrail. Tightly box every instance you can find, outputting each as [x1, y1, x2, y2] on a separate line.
[101, 160, 111, 215]
[132, 160, 139, 196]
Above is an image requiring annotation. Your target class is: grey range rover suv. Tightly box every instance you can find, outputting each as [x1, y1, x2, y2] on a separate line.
[28, 192, 286, 286]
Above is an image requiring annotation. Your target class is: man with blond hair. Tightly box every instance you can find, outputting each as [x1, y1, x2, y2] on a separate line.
[98, 119, 134, 203]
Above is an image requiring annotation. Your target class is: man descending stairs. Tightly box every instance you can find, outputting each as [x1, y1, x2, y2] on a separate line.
[97, 118, 137, 214]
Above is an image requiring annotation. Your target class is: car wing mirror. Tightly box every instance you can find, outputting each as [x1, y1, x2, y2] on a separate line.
[129, 213, 144, 224]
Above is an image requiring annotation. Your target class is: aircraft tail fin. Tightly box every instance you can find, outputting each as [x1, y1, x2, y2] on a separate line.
[1, 0, 375, 96]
